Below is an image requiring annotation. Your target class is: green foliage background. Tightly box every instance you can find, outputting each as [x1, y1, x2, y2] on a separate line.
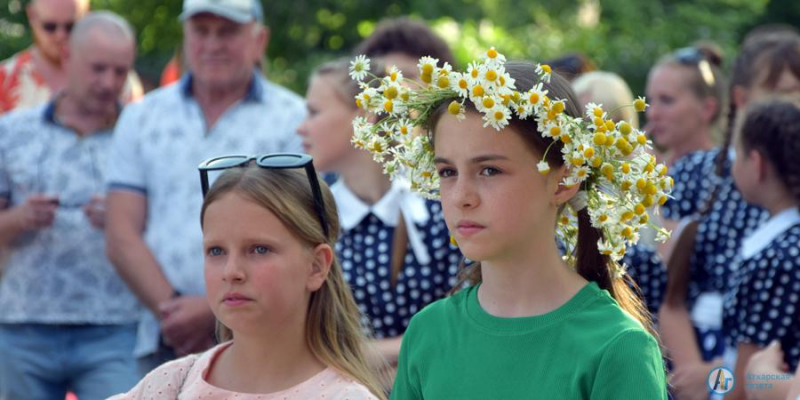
[1, 0, 797, 96]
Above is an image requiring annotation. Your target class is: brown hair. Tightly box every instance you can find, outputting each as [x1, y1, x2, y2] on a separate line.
[353, 17, 456, 68]
[200, 166, 386, 399]
[737, 96, 800, 207]
[430, 62, 655, 335]
[710, 33, 800, 193]
[313, 59, 410, 287]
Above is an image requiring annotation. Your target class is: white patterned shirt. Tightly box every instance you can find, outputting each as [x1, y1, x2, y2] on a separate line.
[106, 72, 305, 357]
[0, 102, 140, 324]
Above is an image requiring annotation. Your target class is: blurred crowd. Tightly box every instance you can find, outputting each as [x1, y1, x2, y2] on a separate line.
[0, 0, 798, 399]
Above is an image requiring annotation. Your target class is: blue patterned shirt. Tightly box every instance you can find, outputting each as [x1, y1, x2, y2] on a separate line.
[0, 102, 140, 324]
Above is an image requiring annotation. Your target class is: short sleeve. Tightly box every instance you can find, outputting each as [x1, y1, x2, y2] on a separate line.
[590, 329, 668, 400]
[106, 104, 147, 194]
[390, 330, 422, 400]
[735, 254, 800, 348]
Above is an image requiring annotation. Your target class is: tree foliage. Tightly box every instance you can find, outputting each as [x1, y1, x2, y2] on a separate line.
[1, 0, 794, 96]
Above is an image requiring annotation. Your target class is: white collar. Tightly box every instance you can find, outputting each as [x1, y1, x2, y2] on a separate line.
[741, 207, 800, 260]
[330, 179, 432, 264]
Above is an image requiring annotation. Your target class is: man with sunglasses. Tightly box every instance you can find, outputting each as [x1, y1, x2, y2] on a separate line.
[0, 0, 142, 114]
[105, 0, 306, 374]
[0, 12, 141, 400]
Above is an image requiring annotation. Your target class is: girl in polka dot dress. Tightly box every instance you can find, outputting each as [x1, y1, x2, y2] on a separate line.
[659, 32, 800, 398]
[298, 60, 462, 372]
[721, 97, 800, 400]
[111, 163, 384, 399]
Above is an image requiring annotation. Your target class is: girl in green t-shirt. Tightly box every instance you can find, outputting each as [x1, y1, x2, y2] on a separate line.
[348, 48, 670, 399]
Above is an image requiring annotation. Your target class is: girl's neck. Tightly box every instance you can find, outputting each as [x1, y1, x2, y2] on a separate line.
[666, 129, 714, 166]
[209, 327, 325, 394]
[339, 152, 392, 205]
[477, 232, 587, 318]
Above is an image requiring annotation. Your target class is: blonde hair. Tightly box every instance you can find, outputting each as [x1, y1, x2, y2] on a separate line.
[573, 71, 639, 128]
[200, 166, 386, 399]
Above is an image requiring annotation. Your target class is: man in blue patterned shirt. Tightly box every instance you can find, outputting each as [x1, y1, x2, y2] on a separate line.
[105, 0, 306, 374]
[0, 12, 141, 400]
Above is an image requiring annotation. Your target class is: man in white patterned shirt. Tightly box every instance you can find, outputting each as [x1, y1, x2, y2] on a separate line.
[0, 12, 141, 400]
[105, 0, 306, 373]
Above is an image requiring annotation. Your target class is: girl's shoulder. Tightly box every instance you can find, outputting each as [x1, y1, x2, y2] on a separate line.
[106, 347, 214, 399]
[310, 369, 380, 400]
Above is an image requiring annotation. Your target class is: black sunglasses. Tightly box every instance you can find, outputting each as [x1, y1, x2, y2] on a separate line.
[673, 47, 716, 88]
[41, 21, 74, 34]
[198, 153, 329, 238]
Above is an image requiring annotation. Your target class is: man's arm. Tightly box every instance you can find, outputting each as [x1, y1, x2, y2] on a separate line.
[105, 190, 173, 315]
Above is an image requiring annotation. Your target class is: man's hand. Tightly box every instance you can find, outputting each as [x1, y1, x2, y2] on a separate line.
[669, 358, 723, 400]
[15, 195, 59, 230]
[83, 196, 105, 229]
[159, 296, 216, 356]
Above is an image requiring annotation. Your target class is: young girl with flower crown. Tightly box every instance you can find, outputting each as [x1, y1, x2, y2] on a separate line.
[719, 97, 800, 400]
[111, 162, 384, 399]
[348, 49, 669, 398]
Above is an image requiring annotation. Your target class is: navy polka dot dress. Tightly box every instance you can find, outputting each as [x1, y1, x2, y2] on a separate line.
[334, 186, 462, 339]
[622, 244, 667, 320]
[723, 223, 800, 371]
[663, 149, 769, 361]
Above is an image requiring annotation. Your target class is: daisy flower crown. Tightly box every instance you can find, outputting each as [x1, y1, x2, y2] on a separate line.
[348, 48, 672, 267]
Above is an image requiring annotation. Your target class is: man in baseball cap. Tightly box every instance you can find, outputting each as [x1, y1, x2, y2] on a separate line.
[107, 0, 306, 374]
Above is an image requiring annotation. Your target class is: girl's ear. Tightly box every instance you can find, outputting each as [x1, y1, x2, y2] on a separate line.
[549, 165, 581, 207]
[306, 243, 333, 292]
[752, 149, 769, 183]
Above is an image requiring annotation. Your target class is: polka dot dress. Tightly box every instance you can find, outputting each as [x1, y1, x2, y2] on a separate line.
[723, 224, 800, 371]
[336, 200, 462, 338]
[663, 149, 769, 360]
[622, 244, 667, 320]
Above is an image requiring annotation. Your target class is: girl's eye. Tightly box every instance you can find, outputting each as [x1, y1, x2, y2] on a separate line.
[253, 245, 271, 255]
[207, 247, 224, 256]
[437, 167, 456, 178]
[480, 166, 501, 176]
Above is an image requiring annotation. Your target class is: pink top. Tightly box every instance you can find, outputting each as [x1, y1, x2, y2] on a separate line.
[110, 342, 378, 400]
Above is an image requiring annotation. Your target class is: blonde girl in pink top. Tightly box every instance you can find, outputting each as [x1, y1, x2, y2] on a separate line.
[111, 155, 384, 399]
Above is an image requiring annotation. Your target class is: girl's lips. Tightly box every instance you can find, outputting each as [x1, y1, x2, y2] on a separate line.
[223, 298, 251, 306]
[457, 221, 485, 236]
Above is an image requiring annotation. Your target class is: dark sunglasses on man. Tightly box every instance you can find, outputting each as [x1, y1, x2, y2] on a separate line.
[672, 46, 716, 88]
[198, 153, 329, 238]
[40, 21, 74, 34]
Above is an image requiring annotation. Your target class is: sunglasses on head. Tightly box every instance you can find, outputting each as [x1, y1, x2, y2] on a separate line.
[40, 21, 74, 34]
[198, 153, 329, 238]
[673, 47, 716, 88]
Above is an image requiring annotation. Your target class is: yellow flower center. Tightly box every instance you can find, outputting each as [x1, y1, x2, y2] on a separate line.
[459, 79, 468, 90]
[486, 70, 498, 81]
[384, 86, 398, 100]
[529, 93, 540, 104]
[620, 122, 632, 135]
[448, 101, 462, 115]
[472, 85, 485, 97]
[437, 76, 450, 88]
[483, 97, 495, 109]
[634, 98, 647, 112]
[421, 64, 434, 75]
[487, 48, 498, 59]
[542, 64, 552, 74]
[384, 100, 393, 113]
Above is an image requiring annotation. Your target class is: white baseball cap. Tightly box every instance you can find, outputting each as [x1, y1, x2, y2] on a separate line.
[179, 0, 263, 24]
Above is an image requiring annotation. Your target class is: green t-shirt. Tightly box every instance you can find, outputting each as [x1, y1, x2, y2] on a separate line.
[391, 281, 667, 399]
